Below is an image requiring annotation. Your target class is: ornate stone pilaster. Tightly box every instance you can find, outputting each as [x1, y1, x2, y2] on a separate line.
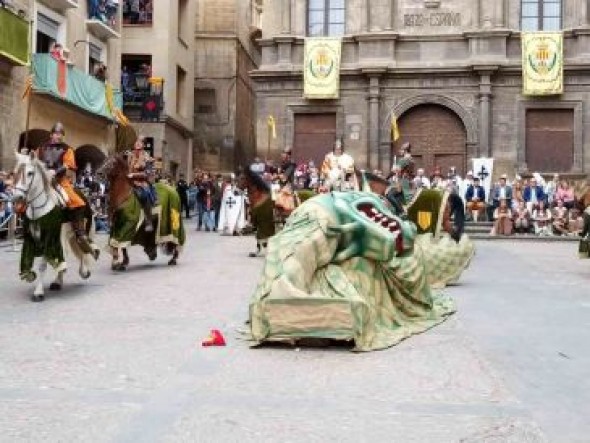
[365, 70, 384, 169]
[477, 71, 494, 158]
[281, 0, 292, 34]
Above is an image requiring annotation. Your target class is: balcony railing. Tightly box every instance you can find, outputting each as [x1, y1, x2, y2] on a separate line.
[86, 0, 120, 39]
[32, 53, 122, 121]
[0, 6, 30, 66]
[122, 74, 164, 122]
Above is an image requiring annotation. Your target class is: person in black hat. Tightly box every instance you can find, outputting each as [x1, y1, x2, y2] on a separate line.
[243, 166, 275, 257]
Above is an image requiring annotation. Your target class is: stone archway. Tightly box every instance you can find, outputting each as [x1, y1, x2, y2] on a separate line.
[18, 129, 50, 151]
[75, 145, 107, 173]
[384, 96, 476, 176]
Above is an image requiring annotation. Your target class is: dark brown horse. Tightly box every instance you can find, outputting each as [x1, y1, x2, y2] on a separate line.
[99, 154, 185, 270]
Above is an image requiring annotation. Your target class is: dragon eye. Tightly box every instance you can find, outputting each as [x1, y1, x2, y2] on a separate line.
[27, 171, 34, 177]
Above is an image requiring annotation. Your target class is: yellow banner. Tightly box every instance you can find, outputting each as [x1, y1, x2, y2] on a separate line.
[303, 38, 342, 99]
[522, 32, 563, 96]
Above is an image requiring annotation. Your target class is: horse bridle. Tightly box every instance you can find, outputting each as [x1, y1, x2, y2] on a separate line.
[15, 164, 50, 218]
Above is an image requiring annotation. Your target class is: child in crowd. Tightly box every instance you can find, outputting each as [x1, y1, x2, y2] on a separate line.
[532, 200, 552, 236]
[513, 200, 530, 234]
[202, 187, 216, 232]
[551, 199, 569, 236]
[491, 198, 513, 236]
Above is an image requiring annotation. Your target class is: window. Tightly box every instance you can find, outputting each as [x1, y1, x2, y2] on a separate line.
[122, 0, 153, 26]
[195, 89, 217, 114]
[176, 66, 187, 117]
[307, 0, 345, 37]
[36, 13, 59, 53]
[178, 0, 189, 43]
[88, 42, 103, 77]
[521, 0, 561, 31]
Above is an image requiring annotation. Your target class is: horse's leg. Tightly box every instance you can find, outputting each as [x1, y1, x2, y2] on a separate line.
[111, 246, 126, 271]
[78, 254, 91, 280]
[32, 258, 47, 302]
[168, 244, 178, 266]
[49, 270, 65, 291]
[122, 248, 130, 266]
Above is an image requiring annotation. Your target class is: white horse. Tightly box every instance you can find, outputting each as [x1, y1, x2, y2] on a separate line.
[12, 151, 97, 302]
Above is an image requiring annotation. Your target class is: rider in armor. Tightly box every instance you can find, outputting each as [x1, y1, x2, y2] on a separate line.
[39, 122, 96, 257]
[395, 142, 416, 204]
[127, 137, 156, 232]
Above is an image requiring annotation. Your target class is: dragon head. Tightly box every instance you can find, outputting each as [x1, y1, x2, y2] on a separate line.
[327, 192, 416, 263]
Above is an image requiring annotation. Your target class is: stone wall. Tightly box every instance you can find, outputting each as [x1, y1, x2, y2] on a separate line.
[0, 0, 31, 171]
[253, 0, 590, 176]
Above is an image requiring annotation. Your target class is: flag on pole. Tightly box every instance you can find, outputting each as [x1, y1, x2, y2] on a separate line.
[391, 113, 400, 142]
[267, 115, 276, 139]
[21, 75, 33, 101]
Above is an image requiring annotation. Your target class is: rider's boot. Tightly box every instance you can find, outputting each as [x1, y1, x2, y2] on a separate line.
[143, 201, 154, 233]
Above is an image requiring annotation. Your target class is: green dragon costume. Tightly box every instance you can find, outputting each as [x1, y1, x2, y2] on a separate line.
[249, 192, 457, 352]
[407, 188, 475, 289]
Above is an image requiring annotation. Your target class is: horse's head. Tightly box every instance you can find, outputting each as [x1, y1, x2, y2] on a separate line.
[12, 150, 51, 213]
[99, 154, 129, 182]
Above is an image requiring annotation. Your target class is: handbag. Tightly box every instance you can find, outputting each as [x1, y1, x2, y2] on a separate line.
[579, 238, 590, 259]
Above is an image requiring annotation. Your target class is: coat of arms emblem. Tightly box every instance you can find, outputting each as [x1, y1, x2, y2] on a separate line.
[309, 47, 335, 80]
[527, 37, 559, 77]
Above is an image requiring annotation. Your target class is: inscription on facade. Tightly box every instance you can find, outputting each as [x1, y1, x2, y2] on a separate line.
[404, 11, 461, 27]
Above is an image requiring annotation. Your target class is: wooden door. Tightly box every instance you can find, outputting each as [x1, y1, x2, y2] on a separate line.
[293, 113, 337, 167]
[526, 109, 574, 172]
[397, 105, 467, 176]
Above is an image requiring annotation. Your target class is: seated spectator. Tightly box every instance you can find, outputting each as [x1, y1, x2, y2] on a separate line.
[513, 200, 531, 234]
[554, 180, 575, 210]
[567, 208, 584, 237]
[511, 179, 524, 211]
[465, 177, 486, 221]
[551, 200, 569, 236]
[492, 174, 513, 210]
[491, 199, 513, 236]
[523, 177, 545, 213]
[532, 200, 552, 236]
[545, 173, 560, 206]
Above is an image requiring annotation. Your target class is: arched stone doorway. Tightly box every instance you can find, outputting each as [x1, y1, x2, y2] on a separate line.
[18, 129, 50, 151]
[75, 145, 107, 173]
[397, 104, 468, 176]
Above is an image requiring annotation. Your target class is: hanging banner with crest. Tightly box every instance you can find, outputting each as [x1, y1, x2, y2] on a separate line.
[303, 38, 342, 99]
[522, 32, 563, 96]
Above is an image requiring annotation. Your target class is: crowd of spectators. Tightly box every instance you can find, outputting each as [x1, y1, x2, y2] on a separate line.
[0, 171, 16, 239]
[487, 173, 585, 237]
[89, 0, 119, 27]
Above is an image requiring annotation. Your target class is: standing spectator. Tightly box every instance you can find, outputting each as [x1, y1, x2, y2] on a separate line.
[532, 200, 552, 236]
[513, 200, 531, 234]
[176, 173, 190, 219]
[250, 157, 266, 176]
[551, 200, 569, 236]
[202, 186, 216, 232]
[523, 177, 545, 213]
[491, 199, 513, 236]
[459, 170, 474, 205]
[492, 174, 513, 211]
[555, 180, 575, 210]
[413, 168, 431, 189]
[465, 177, 486, 221]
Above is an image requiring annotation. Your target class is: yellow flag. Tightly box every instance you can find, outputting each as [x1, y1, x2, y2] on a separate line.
[21, 75, 33, 101]
[267, 115, 276, 139]
[522, 32, 563, 96]
[391, 113, 400, 142]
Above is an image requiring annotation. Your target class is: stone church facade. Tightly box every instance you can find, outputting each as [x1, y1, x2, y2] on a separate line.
[252, 0, 590, 179]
